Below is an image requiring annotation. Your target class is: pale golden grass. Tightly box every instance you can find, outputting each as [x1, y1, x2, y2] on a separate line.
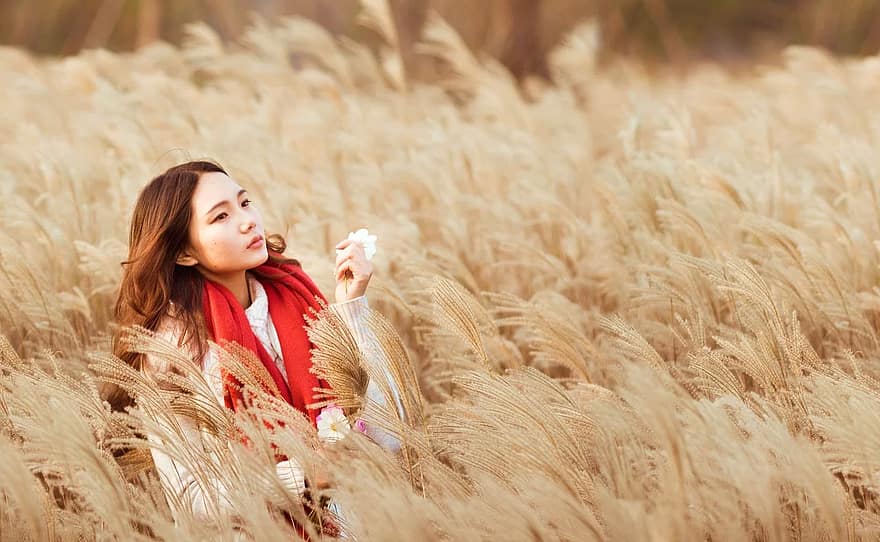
[2, 6, 880, 540]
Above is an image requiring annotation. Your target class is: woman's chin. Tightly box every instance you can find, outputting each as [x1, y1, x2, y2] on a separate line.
[249, 249, 270, 267]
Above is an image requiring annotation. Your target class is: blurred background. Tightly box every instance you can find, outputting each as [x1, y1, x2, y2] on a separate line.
[3, 0, 880, 77]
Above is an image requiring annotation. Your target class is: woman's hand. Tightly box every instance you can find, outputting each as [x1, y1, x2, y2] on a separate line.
[334, 238, 373, 303]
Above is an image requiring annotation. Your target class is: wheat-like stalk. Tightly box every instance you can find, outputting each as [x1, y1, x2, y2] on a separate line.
[304, 301, 370, 413]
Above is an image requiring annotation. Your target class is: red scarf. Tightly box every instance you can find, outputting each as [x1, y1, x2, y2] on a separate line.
[201, 257, 331, 428]
[201, 257, 339, 538]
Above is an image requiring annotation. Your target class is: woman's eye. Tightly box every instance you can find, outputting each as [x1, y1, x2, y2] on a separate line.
[242, 199, 251, 207]
[213, 212, 228, 222]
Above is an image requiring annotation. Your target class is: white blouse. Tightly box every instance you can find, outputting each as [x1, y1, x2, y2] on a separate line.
[142, 275, 402, 521]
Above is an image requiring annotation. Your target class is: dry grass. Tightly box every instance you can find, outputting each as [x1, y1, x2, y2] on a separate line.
[2, 7, 880, 541]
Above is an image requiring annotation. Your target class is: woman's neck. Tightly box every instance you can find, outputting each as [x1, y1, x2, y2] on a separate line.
[202, 269, 252, 308]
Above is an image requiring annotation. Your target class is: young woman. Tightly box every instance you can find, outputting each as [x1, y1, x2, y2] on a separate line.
[110, 160, 400, 533]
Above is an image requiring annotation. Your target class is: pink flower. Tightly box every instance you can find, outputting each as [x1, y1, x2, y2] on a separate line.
[354, 419, 368, 433]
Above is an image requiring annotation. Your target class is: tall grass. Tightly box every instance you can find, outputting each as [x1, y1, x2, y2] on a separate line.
[1, 7, 880, 541]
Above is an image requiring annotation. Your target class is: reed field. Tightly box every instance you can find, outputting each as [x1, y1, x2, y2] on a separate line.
[4, 5, 880, 541]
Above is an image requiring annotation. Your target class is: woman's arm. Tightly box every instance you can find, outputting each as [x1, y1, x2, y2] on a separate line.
[329, 295, 404, 452]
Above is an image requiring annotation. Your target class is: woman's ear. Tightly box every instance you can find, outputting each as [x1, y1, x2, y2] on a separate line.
[176, 250, 198, 267]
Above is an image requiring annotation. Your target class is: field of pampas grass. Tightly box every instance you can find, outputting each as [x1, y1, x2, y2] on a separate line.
[4, 5, 880, 541]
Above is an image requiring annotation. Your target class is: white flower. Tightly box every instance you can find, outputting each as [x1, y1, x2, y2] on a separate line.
[335, 228, 377, 260]
[316, 405, 351, 443]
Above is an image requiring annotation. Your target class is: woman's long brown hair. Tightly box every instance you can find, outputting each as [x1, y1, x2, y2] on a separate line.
[107, 160, 298, 412]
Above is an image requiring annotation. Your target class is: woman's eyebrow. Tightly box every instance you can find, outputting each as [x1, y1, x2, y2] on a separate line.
[204, 189, 247, 217]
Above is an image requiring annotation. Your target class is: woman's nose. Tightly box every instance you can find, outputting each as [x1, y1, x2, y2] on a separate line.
[241, 220, 255, 233]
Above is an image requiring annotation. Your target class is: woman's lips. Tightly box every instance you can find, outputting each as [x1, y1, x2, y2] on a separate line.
[247, 235, 265, 249]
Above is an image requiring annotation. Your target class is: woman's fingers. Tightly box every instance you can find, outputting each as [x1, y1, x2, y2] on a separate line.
[335, 247, 352, 267]
[334, 240, 371, 284]
[335, 259, 353, 281]
[335, 242, 365, 266]
[336, 257, 373, 283]
[335, 240, 364, 255]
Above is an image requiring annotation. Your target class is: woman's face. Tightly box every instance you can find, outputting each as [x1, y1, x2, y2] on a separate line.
[176, 171, 269, 275]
